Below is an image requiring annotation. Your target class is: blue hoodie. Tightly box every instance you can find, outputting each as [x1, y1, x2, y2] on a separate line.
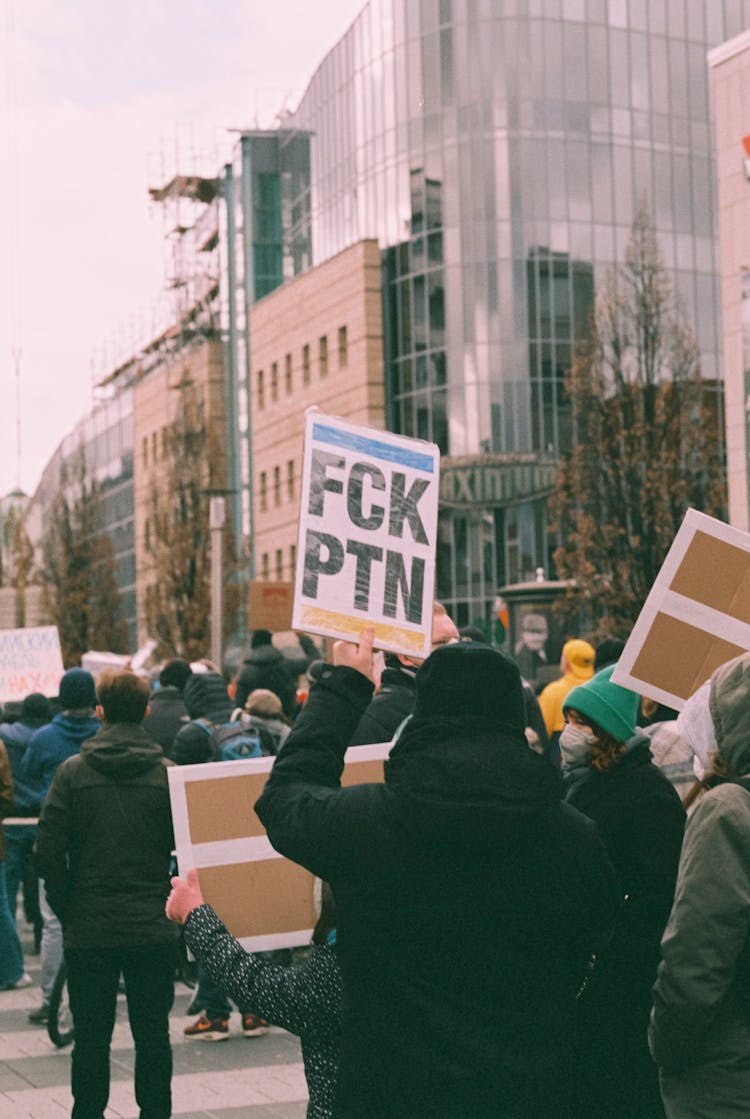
[21, 712, 100, 801]
[0, 721, 48, 815]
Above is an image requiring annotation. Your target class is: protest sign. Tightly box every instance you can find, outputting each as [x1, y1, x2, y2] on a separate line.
[611, 509, 750, 709]
[167, 742, 389, 951]
[292, 411, 440, 658]
[0, 626, 64, 702]
[248, 581, 294, 632]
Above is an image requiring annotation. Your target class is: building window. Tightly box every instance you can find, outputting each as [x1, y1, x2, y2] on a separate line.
[259, 471, 267, 512]
[261, 553, 269, 580]
[285, 352, 292, 394]
[302, 343, 310, 385]
[290, 542, 296, 578]
[338, 325, 348, 368]
[144, 517, 151, 551]
[319, 334, 328, 377]
[257, 369, 265, 410]
[275, 548, 283, 580]
[287, 459, 295, 501]
[273, 464, 281, 505]
[161, 426, 168, 457]
[152, 431, 158, 463]
[271, 361, 279, 402]
[142, 437, 148, 468]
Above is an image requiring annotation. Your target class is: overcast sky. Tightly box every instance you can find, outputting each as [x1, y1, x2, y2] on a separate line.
[0, 0, 360, 497]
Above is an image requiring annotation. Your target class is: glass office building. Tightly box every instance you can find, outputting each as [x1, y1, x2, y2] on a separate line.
[29, 389, 136, 649]
[276, 0, 745, 628]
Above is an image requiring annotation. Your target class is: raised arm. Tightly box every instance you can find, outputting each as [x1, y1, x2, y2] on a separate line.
[254, 629, 376, 880]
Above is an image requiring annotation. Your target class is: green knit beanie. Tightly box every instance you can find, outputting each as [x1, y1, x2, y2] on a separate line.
[562, 664, 639, 743]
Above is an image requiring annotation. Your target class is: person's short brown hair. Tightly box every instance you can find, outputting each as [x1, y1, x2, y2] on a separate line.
[96, 670, 150, 725]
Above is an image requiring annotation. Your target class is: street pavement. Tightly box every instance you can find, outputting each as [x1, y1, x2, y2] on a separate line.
[0, 915, 308, 1118]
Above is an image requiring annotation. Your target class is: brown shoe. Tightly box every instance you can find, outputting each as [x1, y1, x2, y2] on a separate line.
[184, 1012, 229, 1041]
[241, 1013, 269, 1037]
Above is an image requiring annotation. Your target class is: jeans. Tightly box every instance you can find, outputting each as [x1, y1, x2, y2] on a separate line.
[0, 861, 25, 988]
[195, 963, 232, 1019]
[66, 942, 176, 1119]
[4, 822, 36, 918]
[39, 882, 64, 1005]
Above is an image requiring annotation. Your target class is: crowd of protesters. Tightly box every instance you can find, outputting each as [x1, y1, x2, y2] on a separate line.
[1, 616, 749, 1119]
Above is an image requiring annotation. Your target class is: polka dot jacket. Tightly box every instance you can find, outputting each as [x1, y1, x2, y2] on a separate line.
[184, 905, 341, 1119]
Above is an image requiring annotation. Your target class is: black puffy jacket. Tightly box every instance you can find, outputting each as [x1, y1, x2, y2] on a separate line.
[256, 663, 618, 1119]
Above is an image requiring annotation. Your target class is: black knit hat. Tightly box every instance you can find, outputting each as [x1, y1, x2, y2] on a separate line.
[59, 668, 97, 710]
[21, 693, 52, 726]
[159, 658, 192, 691]
[250, 629, 273, 649]
[413, 642, 526, 734]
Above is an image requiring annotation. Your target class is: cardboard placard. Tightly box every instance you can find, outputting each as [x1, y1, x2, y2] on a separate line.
[168, 742, 389, 951]
[292, 411, 440, 658]
[611, 509, 750, 709]
[0, 626, 65, 702]
[248, 581, 294, 633]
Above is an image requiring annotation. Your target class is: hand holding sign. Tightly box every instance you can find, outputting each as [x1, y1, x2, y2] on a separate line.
[166, 868, 204, 925]
[333, 625, 376, 682]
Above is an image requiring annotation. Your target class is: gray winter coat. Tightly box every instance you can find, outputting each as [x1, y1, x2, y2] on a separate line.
[649, 652, 750, 1118]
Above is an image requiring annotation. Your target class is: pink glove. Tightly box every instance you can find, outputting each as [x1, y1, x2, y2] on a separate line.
[165, 868, 204, 924]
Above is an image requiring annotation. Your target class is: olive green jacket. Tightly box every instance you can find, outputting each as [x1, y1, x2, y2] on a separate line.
[649, 653, 750, 1117]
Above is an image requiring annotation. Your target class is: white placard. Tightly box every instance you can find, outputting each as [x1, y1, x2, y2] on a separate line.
[0, 626, 64, 702]
[292, 411, 440, 658]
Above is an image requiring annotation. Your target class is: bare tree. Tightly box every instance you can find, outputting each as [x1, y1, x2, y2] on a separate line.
[143, 379, 239, 660]
[550, 206, 726, 636]
[1, 505, 36, 627]
[43, 451, 128, 664]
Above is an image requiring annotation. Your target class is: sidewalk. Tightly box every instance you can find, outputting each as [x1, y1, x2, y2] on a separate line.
[0, 909, 308, 1118]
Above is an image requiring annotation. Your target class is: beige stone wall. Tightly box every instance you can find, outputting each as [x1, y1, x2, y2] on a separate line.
[0, 586, 50, 630]
[710, 33, 750, 531]
[249, 239, 385, 588]
[132, 339, 227, 644]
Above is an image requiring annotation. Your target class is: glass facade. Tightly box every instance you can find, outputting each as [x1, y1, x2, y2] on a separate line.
[222, 132, 311, 570]
[30, 389, 136, 648]
[280, 0, 742, 627]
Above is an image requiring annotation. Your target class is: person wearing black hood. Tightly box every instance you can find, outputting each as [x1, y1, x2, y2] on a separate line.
[234, 630, 298, 721]
[143, 658, 192, 754]
[35, 669, 177, 1119]
[349, 602, 459, 745]
[171, 671, 232, 765]
[256, 629, 618, 1119]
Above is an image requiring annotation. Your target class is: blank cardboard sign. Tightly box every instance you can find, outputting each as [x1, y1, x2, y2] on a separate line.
[669, 531, 750, 624]
[612, 510, 750, 710]
[630, 613, 745, 703]
[197, 860, 317, 940]
[168, 742, 390, 950]
[186, 772, 268, 844]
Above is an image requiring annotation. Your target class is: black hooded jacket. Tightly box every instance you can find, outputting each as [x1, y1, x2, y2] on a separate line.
[349, 659, 416, 745]
[171, 672, 232, 765]
[255, 647, 618, 1119]
[35, 722, 177, 950]
[234, 645, 298, 719]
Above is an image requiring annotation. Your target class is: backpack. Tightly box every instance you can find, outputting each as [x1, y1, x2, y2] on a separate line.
[191, 718, 273, 762]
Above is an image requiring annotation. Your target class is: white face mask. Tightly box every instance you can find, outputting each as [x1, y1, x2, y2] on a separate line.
[559, 723, 598, 771]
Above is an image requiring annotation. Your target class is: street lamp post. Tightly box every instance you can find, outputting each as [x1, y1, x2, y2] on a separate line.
[209, 495, 226, 670]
